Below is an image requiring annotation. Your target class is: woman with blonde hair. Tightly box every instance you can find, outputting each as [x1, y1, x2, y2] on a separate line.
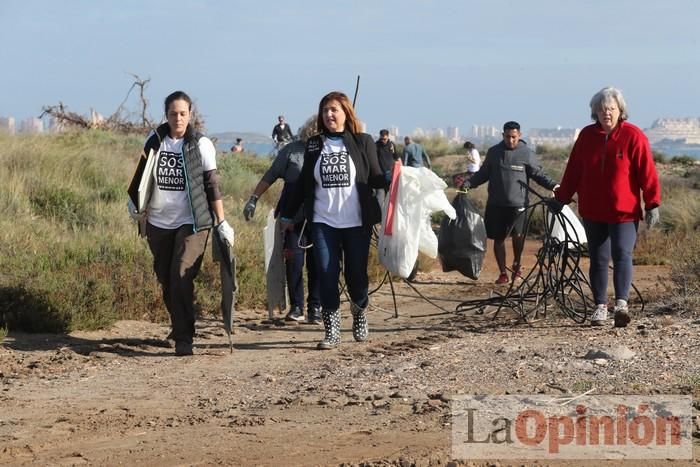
[281, 91, 387, 349]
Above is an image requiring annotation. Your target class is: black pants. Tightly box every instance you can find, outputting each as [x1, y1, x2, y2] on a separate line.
[146, 223, 209, 344]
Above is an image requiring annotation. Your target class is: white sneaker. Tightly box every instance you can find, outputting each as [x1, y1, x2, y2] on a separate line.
[613, 299, 630, 328]
[590, 304, 608, 326]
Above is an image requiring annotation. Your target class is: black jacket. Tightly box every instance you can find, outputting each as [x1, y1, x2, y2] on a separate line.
[375, 139, 399, 174]
[282, 131, 387, 227]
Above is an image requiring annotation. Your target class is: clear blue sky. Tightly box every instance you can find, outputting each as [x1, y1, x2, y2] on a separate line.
[1, 0, 699, 136]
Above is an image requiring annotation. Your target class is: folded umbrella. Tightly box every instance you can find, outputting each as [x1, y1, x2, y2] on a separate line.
[212, 227, 237, 353]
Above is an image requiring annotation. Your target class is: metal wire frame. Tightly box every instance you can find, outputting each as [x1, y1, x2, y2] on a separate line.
[455, 184, 645, 324]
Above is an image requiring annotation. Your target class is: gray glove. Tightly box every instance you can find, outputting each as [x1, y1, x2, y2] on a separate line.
[645, 207, 659, 229]
[127, 199, 143, 222]
[216, 220, 235, 246]
[243, 195, 258, 221]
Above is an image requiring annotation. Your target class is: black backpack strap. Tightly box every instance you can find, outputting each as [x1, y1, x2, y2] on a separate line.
[144, 123, 169, 155]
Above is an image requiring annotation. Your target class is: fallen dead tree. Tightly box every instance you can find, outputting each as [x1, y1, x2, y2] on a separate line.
[39, 75, 205, 134]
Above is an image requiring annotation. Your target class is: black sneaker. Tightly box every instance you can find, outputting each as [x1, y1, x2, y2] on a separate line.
[175, 341, 193, 356]
[307, 306, 322, 325]
[285, 306, 304, 322]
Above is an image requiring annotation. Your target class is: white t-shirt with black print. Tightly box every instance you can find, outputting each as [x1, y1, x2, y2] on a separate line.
[312, 135, 362, 228]
[147, 135, 217, 229]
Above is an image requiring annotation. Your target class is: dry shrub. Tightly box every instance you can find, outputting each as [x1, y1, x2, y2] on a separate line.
[652, 231, 700, 316]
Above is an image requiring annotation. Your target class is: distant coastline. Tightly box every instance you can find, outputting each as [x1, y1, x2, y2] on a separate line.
[653, 144, 700, 159]
[215, 140, 275, 156]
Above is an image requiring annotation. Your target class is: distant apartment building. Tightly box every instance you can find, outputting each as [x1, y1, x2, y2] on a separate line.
[472, 124, 499, 138]
[644, 117, 700, 144]
[528, 127, 580, 148]
[446, 126, 460, 141]
[428, 127, 445, 138]
[411, 127, 425, 138]
[0, 116, 16, 135]
[19, 117, 43, 134]
[388, 126, 400, 140]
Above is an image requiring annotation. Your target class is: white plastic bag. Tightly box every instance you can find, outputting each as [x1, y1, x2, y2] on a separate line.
[547, 204, 588, 245]
[378, 166, 456, 278]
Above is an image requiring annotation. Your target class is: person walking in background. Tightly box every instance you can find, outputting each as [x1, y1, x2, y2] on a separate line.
[230, 138, 244, 153]
[553, 86, 660, 328]
[243, 116, 322, 324]
[453, 141, 481, 187]
[462, 121, 558, 285]
[272, 115, 294, 148]
[281, 91, 386, 350]
[130, 90, 234, 356]
[402, 136, 432, 169]
[463, 141, 481, 175]
[375, 129, 399, 183]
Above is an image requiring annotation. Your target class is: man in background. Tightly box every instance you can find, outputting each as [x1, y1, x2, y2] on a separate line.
[376, 129, 399, 182]
[463, 121, 558, 284]
[271, 115, 294, 147]
[403, 136, 431, 169]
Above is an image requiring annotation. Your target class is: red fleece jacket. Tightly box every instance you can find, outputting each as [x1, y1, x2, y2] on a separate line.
[555, 121, 660, 223]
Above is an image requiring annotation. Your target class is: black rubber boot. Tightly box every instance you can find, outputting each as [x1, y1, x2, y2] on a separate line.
[351, 302, 369, 342]
[317, 309, 341, 350]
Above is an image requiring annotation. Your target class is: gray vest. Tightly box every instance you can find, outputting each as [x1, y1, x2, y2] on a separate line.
[146, 124, 214, 231]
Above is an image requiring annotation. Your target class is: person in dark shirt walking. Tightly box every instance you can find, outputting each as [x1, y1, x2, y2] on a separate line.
[463, 121, 558, 285]
[375, 129, 399, 182]
[272, 115, 294, 147]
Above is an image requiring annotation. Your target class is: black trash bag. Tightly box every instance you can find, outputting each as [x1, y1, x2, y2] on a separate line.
[438, 193, 487, 280]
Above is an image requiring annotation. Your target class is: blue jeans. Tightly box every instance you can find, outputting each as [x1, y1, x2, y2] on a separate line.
[284, 223, 320, 311]
[311, 223, 371, 311]
[583, 220, 638, 305]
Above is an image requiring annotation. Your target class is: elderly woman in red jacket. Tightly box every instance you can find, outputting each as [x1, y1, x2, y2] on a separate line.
[554, 87, 660, 328]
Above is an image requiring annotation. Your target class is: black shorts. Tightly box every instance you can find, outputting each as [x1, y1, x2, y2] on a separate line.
[484, 205, 527, 240]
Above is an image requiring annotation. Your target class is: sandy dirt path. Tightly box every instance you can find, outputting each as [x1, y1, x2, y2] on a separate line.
[1, 243, 697, 466]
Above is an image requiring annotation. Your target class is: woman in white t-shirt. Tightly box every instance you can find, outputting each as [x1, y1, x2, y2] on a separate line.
[131, 91, 234, 356]
[453, 141, 481, 188]
[281, 91, 387, 350]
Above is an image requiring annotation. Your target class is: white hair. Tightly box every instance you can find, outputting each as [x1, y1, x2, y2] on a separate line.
[590, 86, 629, 122]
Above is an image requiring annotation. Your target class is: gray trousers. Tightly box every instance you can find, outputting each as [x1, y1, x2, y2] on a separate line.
[146, 223, 209, 344]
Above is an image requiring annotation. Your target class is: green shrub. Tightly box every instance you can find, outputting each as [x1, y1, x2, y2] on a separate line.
[652, 150, 668, 164]
[30, 186, 94, 228]
[413, 136, 463, 158]
[670, 155, 697, 166]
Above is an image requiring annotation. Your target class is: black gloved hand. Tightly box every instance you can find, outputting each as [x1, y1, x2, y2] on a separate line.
[243, 195, 258, 221]
[544, 197, 565, 214]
